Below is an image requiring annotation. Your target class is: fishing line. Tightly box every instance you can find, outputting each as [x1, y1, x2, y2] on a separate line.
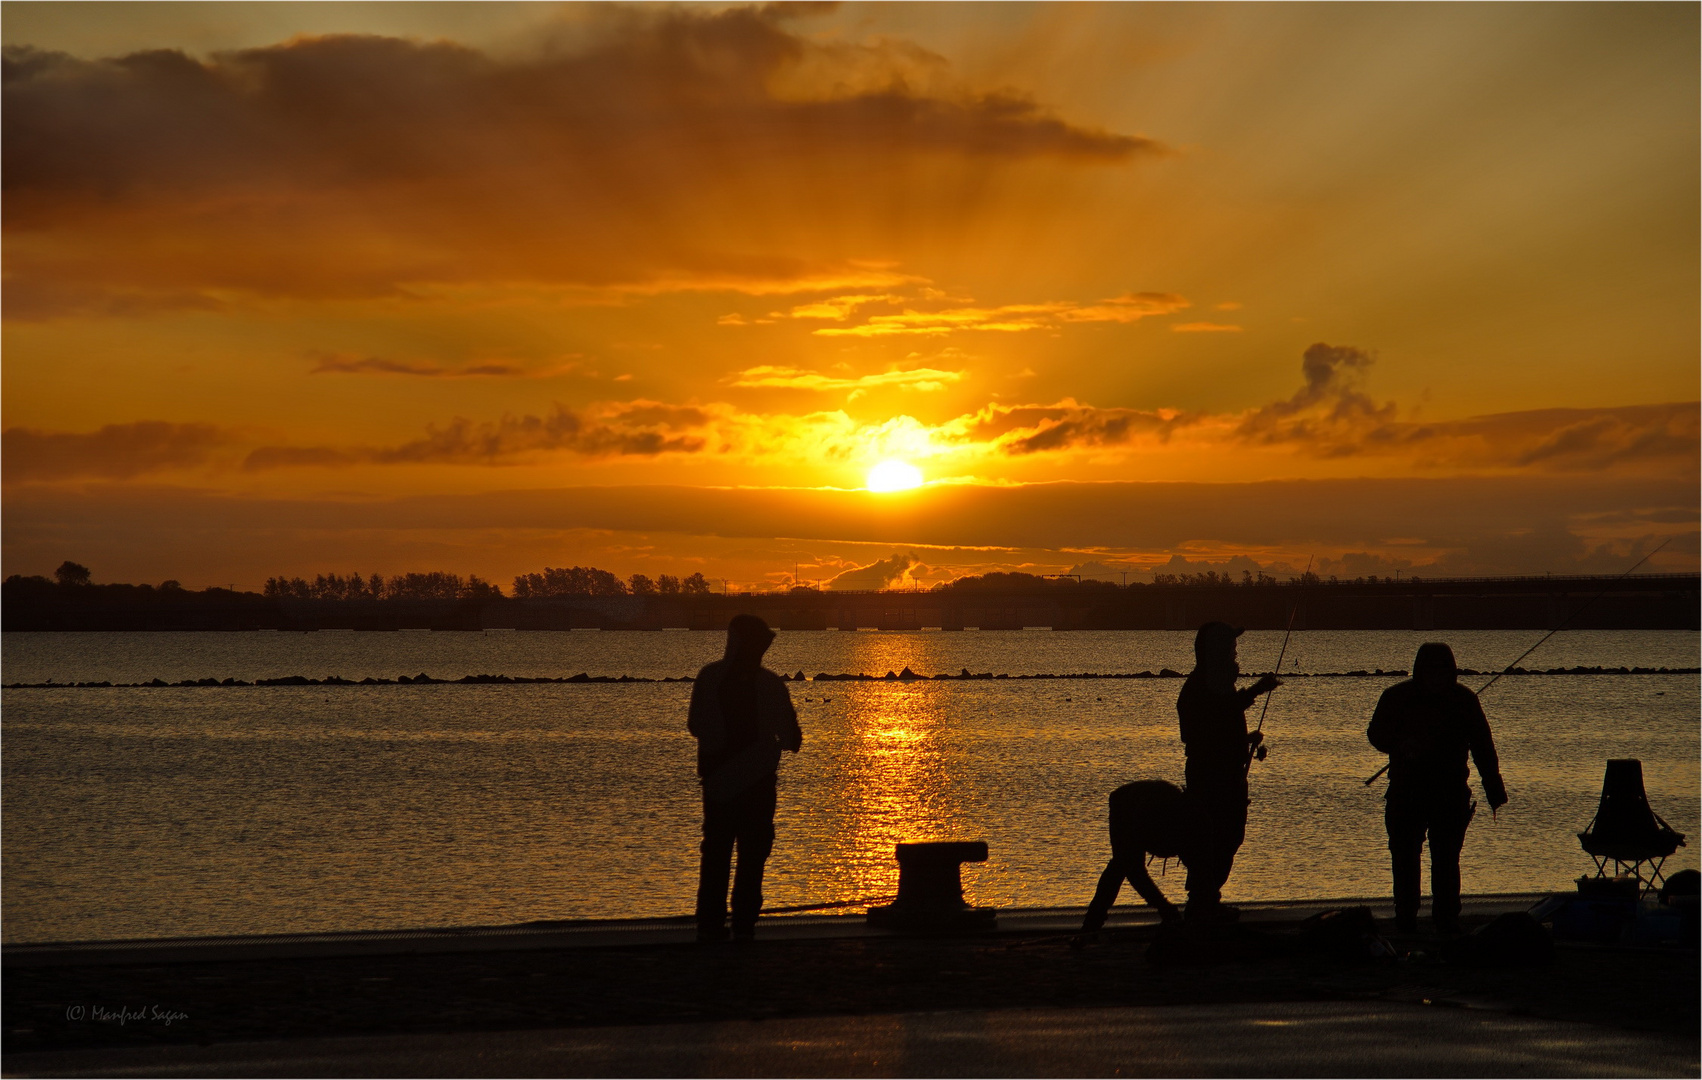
[1362, 537, 1673, 787]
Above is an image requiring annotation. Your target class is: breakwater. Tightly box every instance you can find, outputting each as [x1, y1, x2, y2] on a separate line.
[7, 664, 1695, 689]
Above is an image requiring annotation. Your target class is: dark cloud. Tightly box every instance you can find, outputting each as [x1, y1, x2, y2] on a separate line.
[1222, 345, 1697, 473]
[953, 401, 1196, 455]
[3, 8, 1156, 315]
[2, 421, 232, 480]
[242, 405, 706, 470]
[6, 477, 1695, 584]
[309, 353, 522, 378]
[1236, 342, 1396, 450]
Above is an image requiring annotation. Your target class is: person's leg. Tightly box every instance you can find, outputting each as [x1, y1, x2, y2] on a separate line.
[1082, 858, 1125, 931]
[1427, 798, 1473, 932]
[1185, 848, 1232, 912]
[729, 782, 777, 938]
[1183, 786, 1244, 918]
[695, 800, 736, 939]
[1124, 856, 1183, 923]
[1385, 800, 1426, 932]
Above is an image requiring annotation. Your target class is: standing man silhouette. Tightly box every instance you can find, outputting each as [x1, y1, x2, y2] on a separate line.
[1368, 641, 1506, 934]
[688, 614, 803, 942]
[1178, 621, 1281, 922]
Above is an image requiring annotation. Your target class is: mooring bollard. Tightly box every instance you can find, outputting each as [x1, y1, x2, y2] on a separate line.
[866, 840, 998, 932]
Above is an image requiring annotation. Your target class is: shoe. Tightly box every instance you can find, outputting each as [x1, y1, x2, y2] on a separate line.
[1184, 902, 1240, 924]
[732, 929, 755, 943]
[1395, 913, 1419, 934]
[696, 925, 730, 943]
[1433, 915, 1462, 935]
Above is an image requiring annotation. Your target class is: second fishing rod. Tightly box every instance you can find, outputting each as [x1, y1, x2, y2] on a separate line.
[1362, 538, 1672, 787]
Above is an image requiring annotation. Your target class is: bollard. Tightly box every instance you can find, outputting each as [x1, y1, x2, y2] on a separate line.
[867, 841, 998, 933]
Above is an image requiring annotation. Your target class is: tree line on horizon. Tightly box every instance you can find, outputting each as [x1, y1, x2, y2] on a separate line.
[263, 566, 718, 601]
[9, 560, 1550, 604]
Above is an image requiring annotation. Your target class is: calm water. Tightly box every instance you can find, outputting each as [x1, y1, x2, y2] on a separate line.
[4, 630, 1697, 943]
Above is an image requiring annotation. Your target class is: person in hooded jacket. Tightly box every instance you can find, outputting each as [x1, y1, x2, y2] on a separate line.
[687, 614, 803, 942]
[1368, 641, 1507, 933]
[1177, 621, 1282, 922]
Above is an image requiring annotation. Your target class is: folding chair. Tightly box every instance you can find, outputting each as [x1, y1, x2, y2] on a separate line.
[1578, 759, 1686, 897]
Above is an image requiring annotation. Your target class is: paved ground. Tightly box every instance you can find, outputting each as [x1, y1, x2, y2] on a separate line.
[5, 899, 1696, 1077]
[6, 1001, 1698, 1078]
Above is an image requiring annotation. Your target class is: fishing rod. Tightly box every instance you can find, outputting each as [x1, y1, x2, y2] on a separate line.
[1248, 556, 1312, 772]
[1362, 537, 1672, 787]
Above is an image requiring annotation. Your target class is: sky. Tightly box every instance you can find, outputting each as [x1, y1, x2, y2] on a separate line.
[3, 2, 1697, 591]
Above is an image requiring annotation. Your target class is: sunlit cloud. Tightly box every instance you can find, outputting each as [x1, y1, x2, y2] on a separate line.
[813, 292, 1189, 336]
[728, 365, 965, 393]
[1172, 321, 1243, 333]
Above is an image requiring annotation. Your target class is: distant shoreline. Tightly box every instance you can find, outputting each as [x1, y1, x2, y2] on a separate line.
[3, 573, 1697, 632]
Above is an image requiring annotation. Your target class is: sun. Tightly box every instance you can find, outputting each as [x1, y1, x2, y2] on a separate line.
[866, 460, 924, 492]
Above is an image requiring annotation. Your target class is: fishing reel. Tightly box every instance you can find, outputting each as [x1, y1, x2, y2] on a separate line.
[1254, 743, 1268, 762]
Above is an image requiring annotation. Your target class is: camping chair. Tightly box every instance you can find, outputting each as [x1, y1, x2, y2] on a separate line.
[1578, 759, 1686, 897]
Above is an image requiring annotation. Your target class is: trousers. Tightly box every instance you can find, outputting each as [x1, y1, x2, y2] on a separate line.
[1385, 789, 1473, 924]
[1184, 774, 1248, 908]
[695, 778, 776, 933]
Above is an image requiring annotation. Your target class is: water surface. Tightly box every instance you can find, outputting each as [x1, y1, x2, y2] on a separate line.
[4, 630, 1696, 943]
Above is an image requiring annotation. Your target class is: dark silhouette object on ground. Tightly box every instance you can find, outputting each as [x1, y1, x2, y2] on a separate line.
[867, 841, 996, 932]
[1297, 906, 1397, 964]
[1081, 780, 1188, 929]
[1439, 911, 1554, 968]
[1367, 642, 1507, 934]
[1579, 759, 1686, 896]
[1176, 621, 1280, 922]
[687, 614, 802, 942]
[1659, 867, 1699, 906]
[54, 561, 90, 587]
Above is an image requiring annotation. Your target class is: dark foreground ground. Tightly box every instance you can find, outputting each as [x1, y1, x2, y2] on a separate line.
[4, 912, 1697, 1077]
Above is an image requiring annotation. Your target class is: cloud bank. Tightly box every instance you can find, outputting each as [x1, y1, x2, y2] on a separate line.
[3, 7, 1155, 317]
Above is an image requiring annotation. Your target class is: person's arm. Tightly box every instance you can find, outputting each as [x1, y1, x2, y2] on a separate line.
[1464, 690, 1507, 808]
[1367, 687, 1399, 753]
[1234, 674, 1282, 711]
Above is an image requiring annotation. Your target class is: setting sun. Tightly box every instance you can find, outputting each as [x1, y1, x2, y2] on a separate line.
[867, 460, 924, 492]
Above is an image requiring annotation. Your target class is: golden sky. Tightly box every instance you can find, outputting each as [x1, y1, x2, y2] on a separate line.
[4, 2, 1697, 589]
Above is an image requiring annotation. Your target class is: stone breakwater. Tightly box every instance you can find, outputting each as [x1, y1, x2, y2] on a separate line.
[4, 665, 1696, 689]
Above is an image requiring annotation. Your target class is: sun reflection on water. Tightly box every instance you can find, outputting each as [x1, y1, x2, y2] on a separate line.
[836, 684, 969, 900]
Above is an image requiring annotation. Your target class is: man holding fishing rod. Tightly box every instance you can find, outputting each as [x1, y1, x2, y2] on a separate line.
[1368, 643, 1506, 934]
[1178, 621, 1282, 922]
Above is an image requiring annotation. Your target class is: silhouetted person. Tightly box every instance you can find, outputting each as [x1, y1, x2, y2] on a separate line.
[688, 614, 803, 942]
[1368, 642, 1506, 934]
[1178, 621, 1280, 922]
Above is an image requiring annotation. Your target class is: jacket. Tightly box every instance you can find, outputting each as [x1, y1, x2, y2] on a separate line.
[1177, 670, 1260, 785]
[1367, 679, 1506, 807]
[688, 659, 802, 802]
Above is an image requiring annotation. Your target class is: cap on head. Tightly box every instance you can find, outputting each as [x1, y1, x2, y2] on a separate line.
[726, 613, 775, 648]
[1413, 642, 1458, 681]
[1194, 620, 1244, 660]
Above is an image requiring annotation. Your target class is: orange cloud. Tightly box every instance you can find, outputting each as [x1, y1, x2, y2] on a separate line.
[1172, 321, 1243, 332]
[3, 9, 1156, 317]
